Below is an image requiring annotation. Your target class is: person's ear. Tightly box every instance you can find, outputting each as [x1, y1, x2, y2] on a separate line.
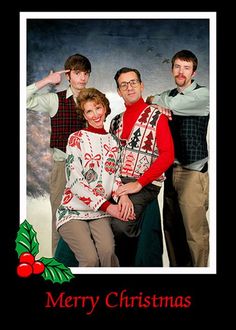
[117, 88, 122, 97]
[65, 71, 70, 82]
[140, 81, 144, 93]
[82, 111, 87, 121]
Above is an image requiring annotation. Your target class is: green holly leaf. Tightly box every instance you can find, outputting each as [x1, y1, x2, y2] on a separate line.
[66, 154, 74, 180]
[40, 257, 75, 284]
[15, 219, 39, 257]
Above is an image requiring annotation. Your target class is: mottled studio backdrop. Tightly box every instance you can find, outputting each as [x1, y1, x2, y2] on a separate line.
[27, 18, 209, 198]
[25, 18, 210, 258]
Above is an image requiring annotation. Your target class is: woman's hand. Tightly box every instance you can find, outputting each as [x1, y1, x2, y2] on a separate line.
[106, 204, 135, 222]
[118, 195, 135, 220]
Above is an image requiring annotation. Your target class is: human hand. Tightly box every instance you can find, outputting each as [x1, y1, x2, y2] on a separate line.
[156, 105, 172, 120]
[116, 181, 142, 196]
[146, 95, 172, 120]
[106, 204, 135, 221]
[47, 69, 70, 85]
[146, 95, 154, 104]
[118, 195, 135, 220]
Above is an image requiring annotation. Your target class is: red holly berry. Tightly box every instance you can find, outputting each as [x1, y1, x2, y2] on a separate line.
[17, 263, 33, 278]
[32, 261, 45, 275]
[19, 252, 35, 265]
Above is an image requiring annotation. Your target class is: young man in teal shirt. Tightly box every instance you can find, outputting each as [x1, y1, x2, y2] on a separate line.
[148, 49, 209, 267]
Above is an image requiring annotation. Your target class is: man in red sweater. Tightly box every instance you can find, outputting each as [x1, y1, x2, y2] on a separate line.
[109, 67, 174, 266]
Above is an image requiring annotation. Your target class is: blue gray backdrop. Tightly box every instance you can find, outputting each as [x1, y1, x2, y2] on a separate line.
[27, 18, 209, 197]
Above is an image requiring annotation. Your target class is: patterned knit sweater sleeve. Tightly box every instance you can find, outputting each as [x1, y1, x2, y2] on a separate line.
[61, 130, 124, 214]
[138, 114, 175, 187]
[64, 131, 108, 211]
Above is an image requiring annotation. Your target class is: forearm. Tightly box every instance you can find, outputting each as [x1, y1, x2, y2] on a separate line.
[138, 150, 174, 186]
[153, 90, 209, 116]
[26, 83, 58, 114]
[35, 75, 52, 90]
[138, 115, 174, 186]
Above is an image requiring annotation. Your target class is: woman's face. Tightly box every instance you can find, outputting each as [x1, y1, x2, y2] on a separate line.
[83, 100, 106, 129]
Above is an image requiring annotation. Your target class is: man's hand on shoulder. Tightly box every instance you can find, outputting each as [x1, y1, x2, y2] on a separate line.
[146, 95, 172, 120]
[146, 95, 154, 104]
[156, 105, 172, 120]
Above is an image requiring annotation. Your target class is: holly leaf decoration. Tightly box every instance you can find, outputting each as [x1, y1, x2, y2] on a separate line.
[15, 219, 75, 284]
[66, 154, 74, 180]
[15, 219, 39, 257]
[39, 257, 75, 283]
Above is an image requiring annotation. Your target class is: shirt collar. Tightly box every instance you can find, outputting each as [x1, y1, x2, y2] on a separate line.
[66, 86, 74, 99]
[177, 80, 197, 94]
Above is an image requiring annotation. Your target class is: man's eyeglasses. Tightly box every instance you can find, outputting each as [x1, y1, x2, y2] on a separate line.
[119, 79, 140, 91]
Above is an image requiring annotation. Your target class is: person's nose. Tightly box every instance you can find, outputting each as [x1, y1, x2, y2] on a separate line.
[80, 72, 87, 81]
[92, 110, 99, 118]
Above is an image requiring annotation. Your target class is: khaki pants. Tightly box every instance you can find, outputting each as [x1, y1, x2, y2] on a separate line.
[173, 165, 209, 267]
[59, 218, 119, 267]
[50, 161, 66, 255]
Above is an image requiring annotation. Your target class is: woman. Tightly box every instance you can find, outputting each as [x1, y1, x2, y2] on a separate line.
[56, 88, 135, 267]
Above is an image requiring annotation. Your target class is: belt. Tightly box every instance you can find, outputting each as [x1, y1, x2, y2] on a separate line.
[200, 162, 208, 173]
[173, 162, 208, 173]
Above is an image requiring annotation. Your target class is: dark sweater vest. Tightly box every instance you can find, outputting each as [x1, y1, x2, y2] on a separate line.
[50, 90, 86, 153]
[168, 86, 209, 165]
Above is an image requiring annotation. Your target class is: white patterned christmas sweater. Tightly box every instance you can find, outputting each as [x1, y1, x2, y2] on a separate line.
[56, 129, 122, 229]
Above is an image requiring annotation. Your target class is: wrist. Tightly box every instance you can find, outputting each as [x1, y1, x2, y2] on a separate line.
[137, 180, 144, 189]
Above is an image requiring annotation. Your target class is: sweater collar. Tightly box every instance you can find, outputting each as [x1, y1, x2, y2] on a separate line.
[125, 97, 146, 112]
[85, 124, 107, 135]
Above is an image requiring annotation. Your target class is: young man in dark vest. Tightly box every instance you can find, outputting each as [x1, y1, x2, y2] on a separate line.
[148, 50, 209, 267]
[109, 67, 175, 266]
[27, 53, 91, 255]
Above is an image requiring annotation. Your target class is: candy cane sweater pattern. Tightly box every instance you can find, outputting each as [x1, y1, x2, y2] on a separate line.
[56, 129, 122, 229]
